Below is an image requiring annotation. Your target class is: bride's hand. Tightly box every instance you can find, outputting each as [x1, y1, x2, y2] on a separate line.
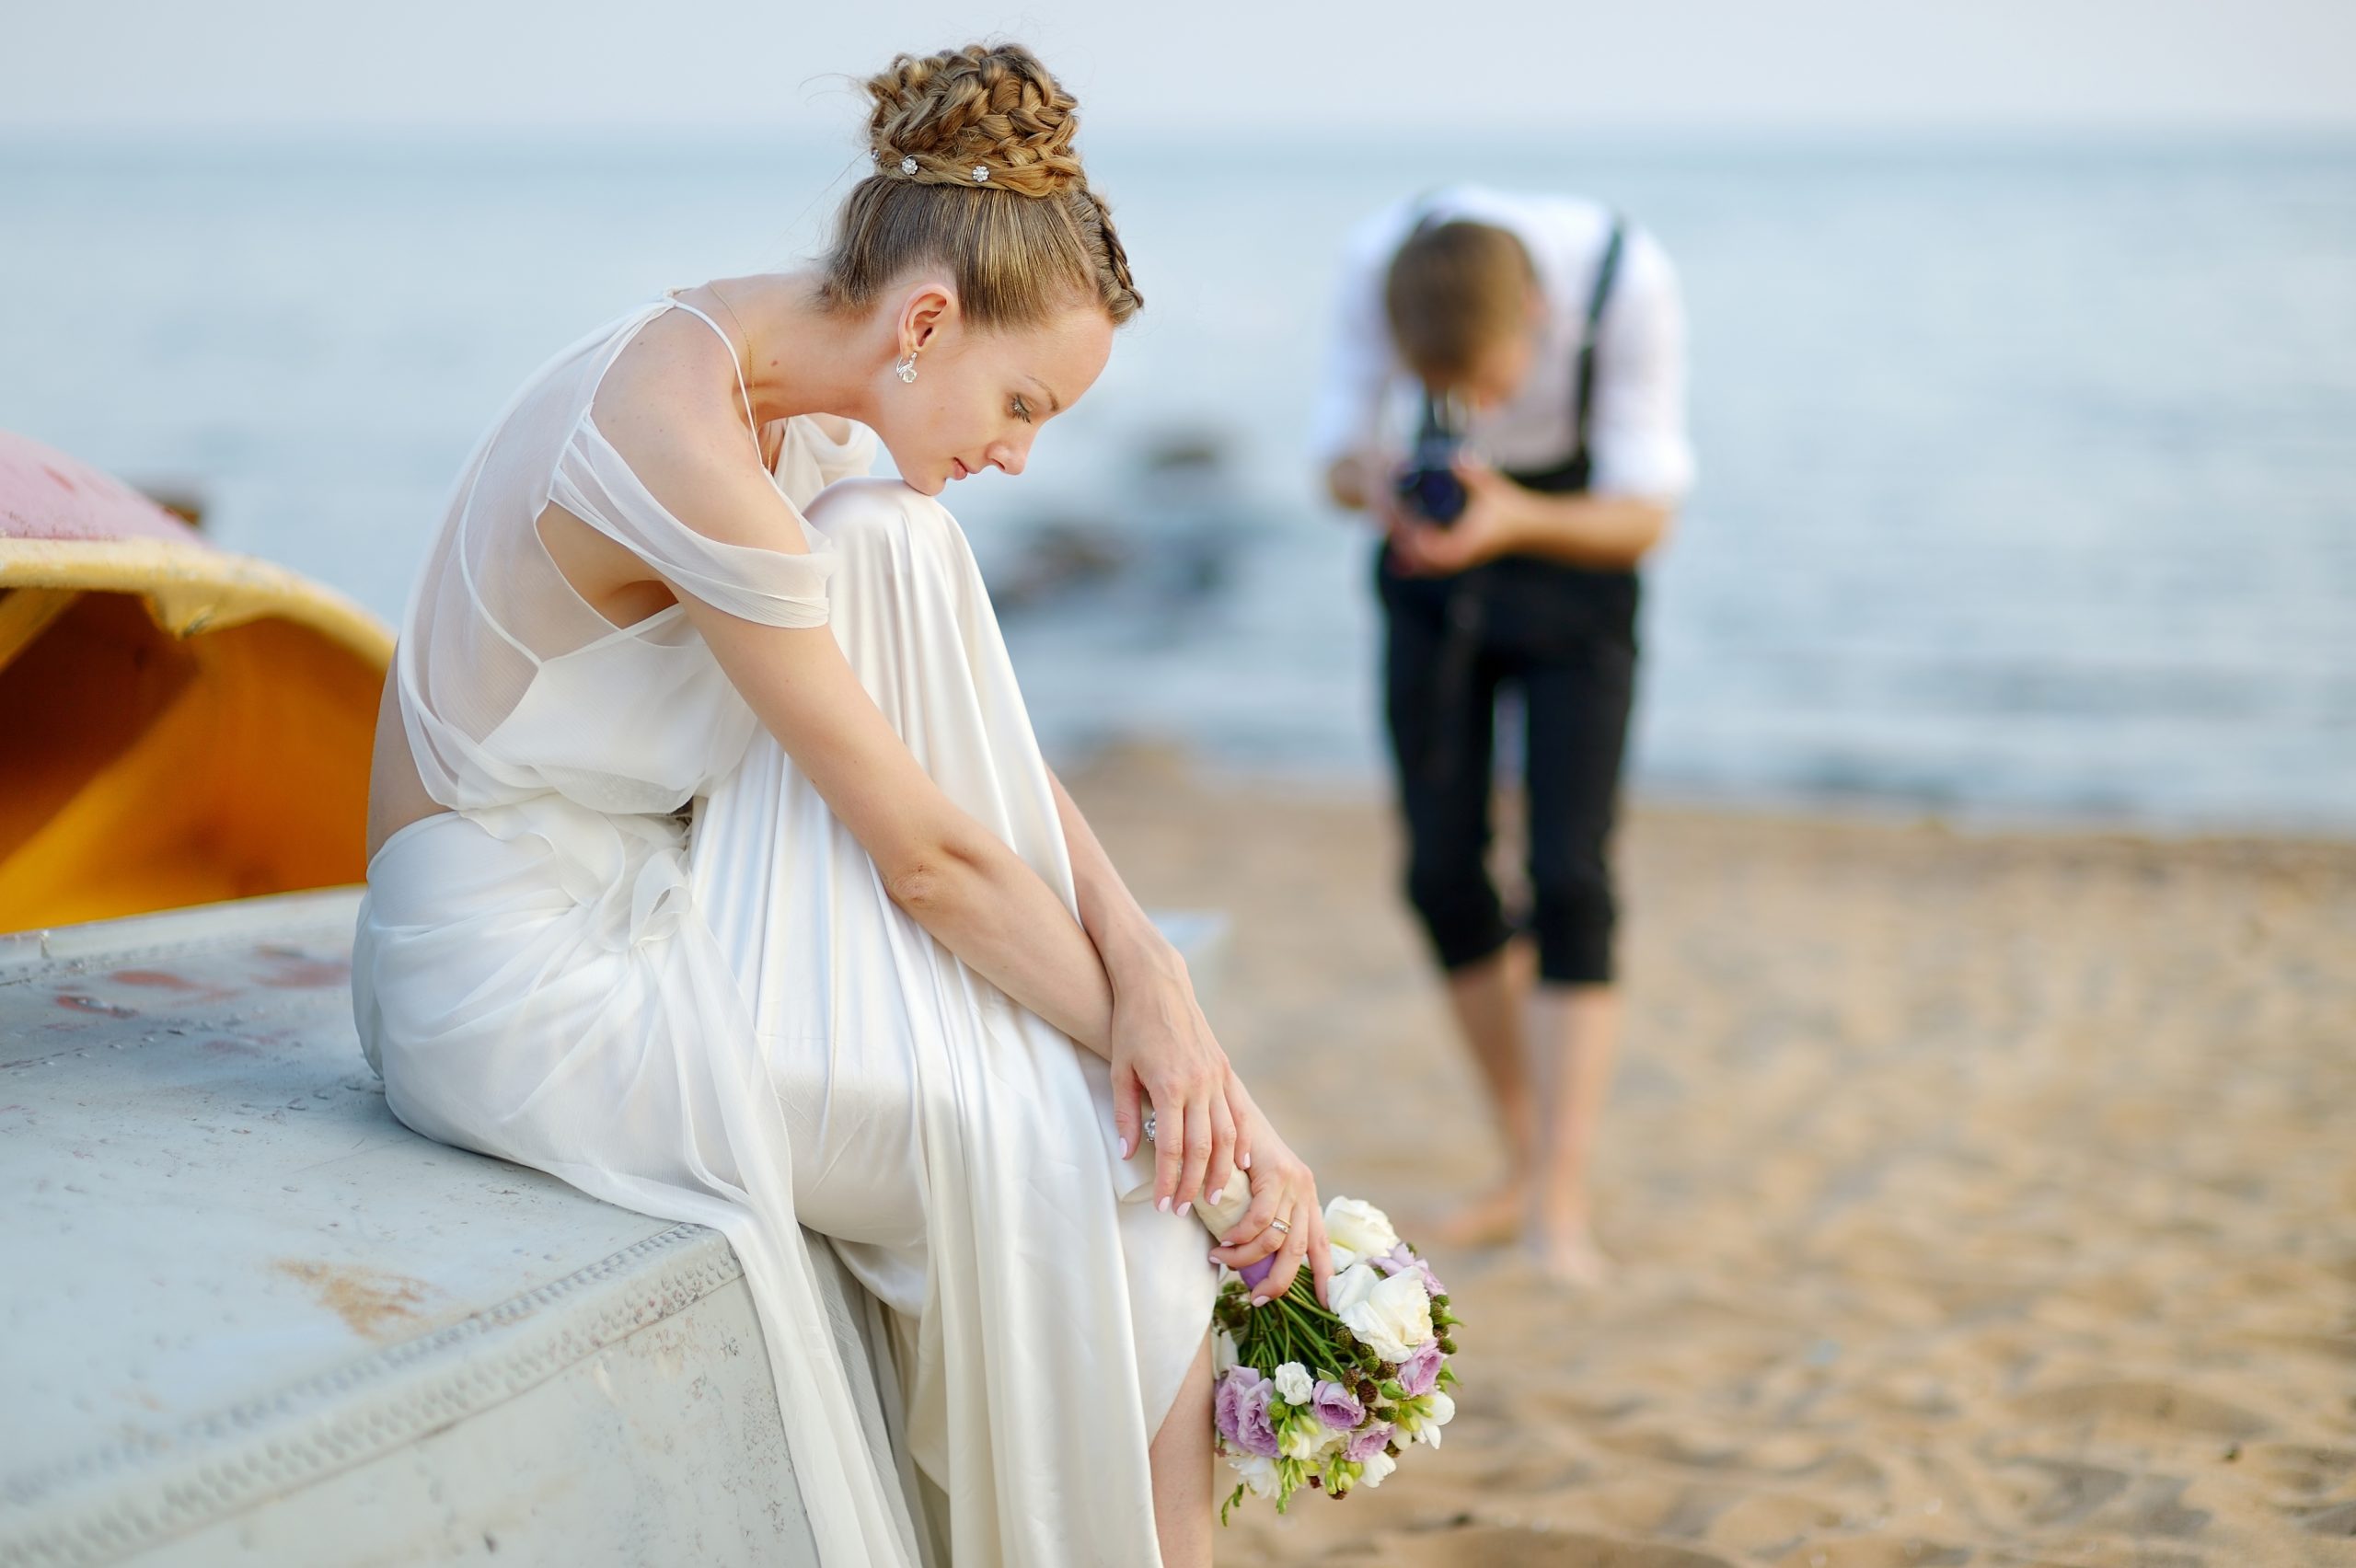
[1109, 959, 1248, 1219]
[1208, 1088, 1334, 1309]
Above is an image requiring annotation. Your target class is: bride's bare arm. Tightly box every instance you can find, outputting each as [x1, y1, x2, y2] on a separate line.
[704, 609, 1118, 1038]
[1045, 769, 1336, 1304]
[1045, 765, 1245, 1212]
[700, 618, 1234, 1215]
[600, 400, 1234, 1209]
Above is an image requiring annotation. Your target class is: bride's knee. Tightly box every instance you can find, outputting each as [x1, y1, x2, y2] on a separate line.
[803, 478, 963, 573]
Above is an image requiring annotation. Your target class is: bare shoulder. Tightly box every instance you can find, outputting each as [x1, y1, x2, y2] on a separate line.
[589, 306, 746, 468]
[586, 307, 813, 556]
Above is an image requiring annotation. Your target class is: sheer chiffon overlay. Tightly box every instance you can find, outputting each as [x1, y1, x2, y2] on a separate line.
[351, 294, 1218, 1566]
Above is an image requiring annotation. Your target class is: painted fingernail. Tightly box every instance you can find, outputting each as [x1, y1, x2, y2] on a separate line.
[1209, 1187, 1224, 1205]
[1157, 1196, 1171, 1214]
[1250, 1295, 1267, 1308]
[1178, 1201, 1192, 1217]
[1119, 1136, 1131, 1159]
[1239, 1152, 1252, 1170]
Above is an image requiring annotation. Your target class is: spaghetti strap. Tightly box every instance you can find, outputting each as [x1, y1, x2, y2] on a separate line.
[661, 290, 763, 462]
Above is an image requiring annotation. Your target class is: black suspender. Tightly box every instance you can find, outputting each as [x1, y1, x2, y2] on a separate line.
[1505, 213, 1625, 494]
[1565, 216, 1627, 488]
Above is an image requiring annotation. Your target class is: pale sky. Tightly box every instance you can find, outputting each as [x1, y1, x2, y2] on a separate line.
[7, 0, 2354, 135]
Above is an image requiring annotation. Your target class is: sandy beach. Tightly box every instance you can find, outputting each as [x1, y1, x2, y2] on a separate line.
[1064, 744, 2356, 1568]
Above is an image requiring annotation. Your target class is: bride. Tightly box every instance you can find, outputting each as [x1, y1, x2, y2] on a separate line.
[351, 40, 1334, 1568]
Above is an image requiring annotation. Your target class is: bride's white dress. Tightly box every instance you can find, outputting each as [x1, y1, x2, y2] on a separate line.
[350, 292, 1217, 1567]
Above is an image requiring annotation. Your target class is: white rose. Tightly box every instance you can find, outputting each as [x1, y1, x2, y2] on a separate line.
[1326, 1262, 1381, 1331]
[1211, 1328, 1239, 1378]
[1356, 1448, 1398, 1489]
[1322, 1196, 1402, 1258]
[1328, 1261, 1434, 1364]
[1273, 1361, 1313, 1405]
[1231, 1453, 1282, 1499]
[1328, 1242, 1362, 1273]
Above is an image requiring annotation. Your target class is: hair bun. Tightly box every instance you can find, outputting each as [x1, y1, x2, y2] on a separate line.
[865, 42, 1085, 198]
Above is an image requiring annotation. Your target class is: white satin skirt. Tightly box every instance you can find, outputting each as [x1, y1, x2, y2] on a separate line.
[352, 478, 1218, 1567]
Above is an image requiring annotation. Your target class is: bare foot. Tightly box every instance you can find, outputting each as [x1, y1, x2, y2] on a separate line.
[1527, 1221, 1614, 1288]
[1426, 1181, 1529, 1250]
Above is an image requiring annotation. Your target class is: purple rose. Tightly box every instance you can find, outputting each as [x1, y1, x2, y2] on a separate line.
[1311, 1378, 1366, 1431]
[1374, 1242, 1445, 1297]
[1220, 1367, 1282, 1458]
[1344, 1422, 1394, 1463]
[1213, 1366, 1261, 1446]
[1397, 1339, 1445, 1398]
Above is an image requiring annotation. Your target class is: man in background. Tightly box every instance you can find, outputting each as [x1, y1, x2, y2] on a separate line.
[1311, 185, 1693, 1284]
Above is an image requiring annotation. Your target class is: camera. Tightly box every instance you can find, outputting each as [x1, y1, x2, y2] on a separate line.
[1392, 392, 1468, 525]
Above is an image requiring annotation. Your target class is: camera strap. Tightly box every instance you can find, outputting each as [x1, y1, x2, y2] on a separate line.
[1415, 213, 1629, 787]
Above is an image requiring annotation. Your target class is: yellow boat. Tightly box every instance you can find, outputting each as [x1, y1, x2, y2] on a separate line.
[0, 429, 392, 931]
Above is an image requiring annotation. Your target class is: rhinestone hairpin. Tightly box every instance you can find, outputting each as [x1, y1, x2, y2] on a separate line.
[899, 156, 918, 175]
[971, 165, 989, 183]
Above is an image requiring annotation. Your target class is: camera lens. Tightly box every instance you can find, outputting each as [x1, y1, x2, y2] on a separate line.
[1415, 467, 1467, 524]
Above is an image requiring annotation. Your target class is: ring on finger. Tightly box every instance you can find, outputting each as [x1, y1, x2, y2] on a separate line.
[1267, 1217, 1291, 1235]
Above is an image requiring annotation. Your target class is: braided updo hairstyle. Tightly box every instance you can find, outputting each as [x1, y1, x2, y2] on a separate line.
[820, 42, 1141, 329]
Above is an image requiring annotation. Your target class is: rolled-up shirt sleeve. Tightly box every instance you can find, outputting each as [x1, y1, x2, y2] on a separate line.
[1585, 229, 1696, 502]
[1305, 211, 1407, 471]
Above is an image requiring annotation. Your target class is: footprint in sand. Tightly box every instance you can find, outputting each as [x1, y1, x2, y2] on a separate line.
[1793, 1451, 1888, 1492]
[2008, 1379, 2271, 1439]
[1764, 1541, 1971, 1567]
[1589, 1425, 1747, 1470]
[1697, 1490, 1856, 1557]
[2295, 1499, 2356, 1539]
[1991, 1457, 2132, 1528]
[1470, 1449, 1602, 1495]
[1560, 1476, 1724, 1539]
[2246, 1441, 2356, 1499]
[1325, 1525, 1740, 1568]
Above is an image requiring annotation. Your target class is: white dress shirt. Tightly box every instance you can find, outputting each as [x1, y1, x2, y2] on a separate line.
[1307, 184, 1696, 502]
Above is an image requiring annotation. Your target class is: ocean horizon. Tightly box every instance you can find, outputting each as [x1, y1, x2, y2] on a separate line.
[4, 129, 2350, 834]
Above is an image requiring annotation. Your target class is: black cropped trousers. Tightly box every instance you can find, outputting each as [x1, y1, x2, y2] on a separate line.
[1377, 543, 1638, 986]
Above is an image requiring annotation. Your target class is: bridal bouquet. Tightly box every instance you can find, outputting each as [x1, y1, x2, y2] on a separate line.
[1198, 1193, 1461, 1518]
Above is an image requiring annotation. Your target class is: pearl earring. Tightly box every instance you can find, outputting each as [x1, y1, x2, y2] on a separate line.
[895, 353, 918, 384]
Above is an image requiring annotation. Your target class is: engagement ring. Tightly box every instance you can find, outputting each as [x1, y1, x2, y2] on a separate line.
[1141, 1111, 1156, 1144]
[1268, 1218, 1291, 1235]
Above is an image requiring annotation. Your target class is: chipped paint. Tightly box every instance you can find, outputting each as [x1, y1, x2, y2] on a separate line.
[53, 993, 138, 1018]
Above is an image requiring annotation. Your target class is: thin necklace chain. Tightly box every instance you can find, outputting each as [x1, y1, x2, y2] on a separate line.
[707, 282, 755, 370]
[703, 282, 768, 458]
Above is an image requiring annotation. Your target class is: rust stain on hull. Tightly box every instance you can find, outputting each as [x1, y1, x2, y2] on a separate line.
[271, 1258, 439, 1340]
[252, 945, 352, 989]
[111, 968, 238, 1002]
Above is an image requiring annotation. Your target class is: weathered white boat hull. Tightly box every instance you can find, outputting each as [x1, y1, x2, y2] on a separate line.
[0, 884, 1226, 1567]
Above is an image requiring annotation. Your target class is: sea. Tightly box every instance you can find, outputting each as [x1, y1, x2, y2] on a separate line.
[3, 130, 2350, 834]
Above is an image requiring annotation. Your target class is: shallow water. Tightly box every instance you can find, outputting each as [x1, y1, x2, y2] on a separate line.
[3, 132, 2350, 832]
